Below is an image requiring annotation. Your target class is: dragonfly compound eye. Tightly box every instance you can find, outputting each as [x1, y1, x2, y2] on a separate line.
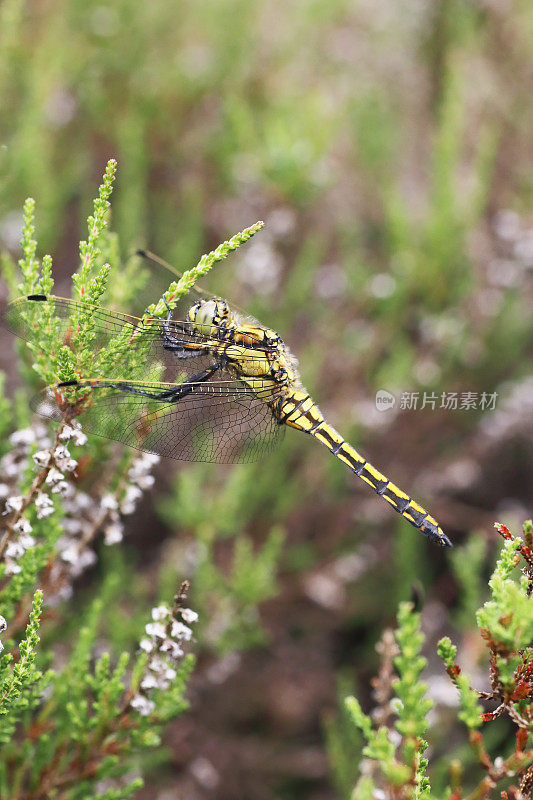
[189, 299, 224, 336]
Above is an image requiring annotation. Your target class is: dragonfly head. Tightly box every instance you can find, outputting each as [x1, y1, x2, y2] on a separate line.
[188, 298, 230, 336]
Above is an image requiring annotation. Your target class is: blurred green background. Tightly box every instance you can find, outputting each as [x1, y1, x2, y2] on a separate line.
[1, 0, 532, 798]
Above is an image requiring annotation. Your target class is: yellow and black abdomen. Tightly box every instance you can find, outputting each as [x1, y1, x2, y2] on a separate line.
[275, 389, 451, 547]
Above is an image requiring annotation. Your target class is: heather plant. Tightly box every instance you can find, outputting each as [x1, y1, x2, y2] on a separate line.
[0, 161, 271, 798]
[329, 521, 533, 800]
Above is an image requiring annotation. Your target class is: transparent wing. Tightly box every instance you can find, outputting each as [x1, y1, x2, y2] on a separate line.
[32, 378, 284, 463]
[3, 294, 270, 376]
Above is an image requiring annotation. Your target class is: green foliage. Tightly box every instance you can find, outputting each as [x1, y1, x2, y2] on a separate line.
[344, 603, 432, 797]
[148, 219, 265, 317]
[392, 604, 433, 763]
[189, 526, 285, 654]
[437, 637, 483, 731]
[476, 537, 532, 652]
[0, 591, 45, 745]
[0, 162, 244, 798]
[334, 522, 533, 798]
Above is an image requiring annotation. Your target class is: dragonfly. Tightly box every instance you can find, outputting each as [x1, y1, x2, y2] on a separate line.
[2, 281, 451, 547]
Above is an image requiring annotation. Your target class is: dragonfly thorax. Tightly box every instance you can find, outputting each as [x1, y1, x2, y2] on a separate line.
[188, 298, 230, 336]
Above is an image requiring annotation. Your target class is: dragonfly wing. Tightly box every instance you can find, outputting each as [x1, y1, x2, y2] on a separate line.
[2, 295, 271, 379]
[32, 378, 284, 463]
[2, 294, 219, 377]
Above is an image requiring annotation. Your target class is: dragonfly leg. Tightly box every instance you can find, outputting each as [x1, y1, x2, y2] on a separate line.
[70, 362, 223, 404]
[155, 297, 209, 358]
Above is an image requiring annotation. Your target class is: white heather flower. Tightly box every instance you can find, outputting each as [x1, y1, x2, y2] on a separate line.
[140, 673, 160, 690]
[103, 522, 123, 545]
[54, 451, 78, 472]
[33, 450, 51, 467]
[5, 541, 25, 559]
[35, 492, 54, 519]
[130, 694, 155, 716]
[133, 593, 196, 718]
[78, 550, 97, 570]
[70, 491, 92, 511]
[148, 655, 166, 674]
[125, 485, 143, 503]
[181, 608, 199, 624]
[142, 453, 160, 467]
[13, 517, 32, 535]
[151, 605, 169, 622]
[0, 484, 10, 499]
[59, 424, 74, 441]
[51, 480, 72, 496]
[154, 674, 172, 690]
[0, 641, 3, 654]
[59, 422, 87, 445]
[18, 533, 36, 550]
[5, 560, 21, 575]
[63, 519, 82, 535]
[1, 456, 23, 480]
[9, 428, 36, 447]
[159, 639, 184, 659]
[101, 494, 119, 511]
[61, 420, 87, 446]
[72, 430, 87, 446]
[120, 485, 142, 515]
[134, 474, 155, 490]
[0, 615, 7, 632]
[171, 620, 193, 641]
[46, 467, 64, 485]
[145, 621, 166, 639]
[33, 423, 48, 440]
[54, 446, 77, 472]
[61, 545, 79, 564]
[5, 495, 24, 513]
